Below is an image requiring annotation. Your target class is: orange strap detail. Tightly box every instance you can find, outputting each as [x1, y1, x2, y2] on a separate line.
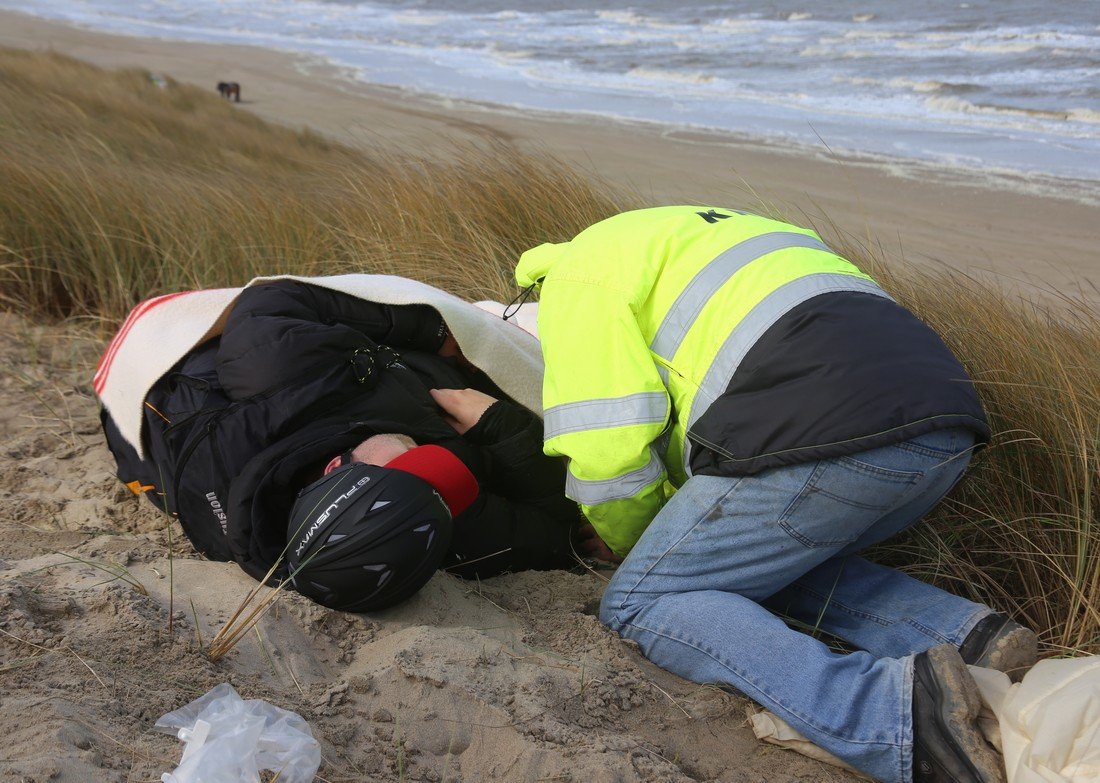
[126, 480, 155, 495]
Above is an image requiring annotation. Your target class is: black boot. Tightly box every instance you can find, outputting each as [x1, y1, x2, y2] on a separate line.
[960, 613, 1038, 682]
[912, 644, 1005, 783]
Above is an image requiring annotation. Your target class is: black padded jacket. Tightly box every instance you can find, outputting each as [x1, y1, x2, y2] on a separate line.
[102, 280, 580, 584]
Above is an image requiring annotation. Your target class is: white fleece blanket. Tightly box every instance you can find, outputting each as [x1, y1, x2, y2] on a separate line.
[94, 274, 544, 458]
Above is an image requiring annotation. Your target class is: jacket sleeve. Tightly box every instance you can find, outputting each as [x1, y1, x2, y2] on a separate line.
[217, 280, 447, 399]
[536, 277, 672, 557]
[443, 400, 581, 578]
[444, 494, 579, 579]
[463, 400, 568, 502]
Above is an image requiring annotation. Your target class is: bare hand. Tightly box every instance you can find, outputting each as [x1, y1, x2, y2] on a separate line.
[576, 523, 624, 564]
[430, 387, 497, 434]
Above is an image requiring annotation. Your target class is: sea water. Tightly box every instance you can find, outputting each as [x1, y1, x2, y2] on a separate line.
[3, 0, 1098, 199]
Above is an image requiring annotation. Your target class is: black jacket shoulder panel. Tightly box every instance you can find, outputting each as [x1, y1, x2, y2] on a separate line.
[689, 291, 990, 476]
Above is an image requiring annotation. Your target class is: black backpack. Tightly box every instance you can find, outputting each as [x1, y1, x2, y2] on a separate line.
[101, 339, 237, 560]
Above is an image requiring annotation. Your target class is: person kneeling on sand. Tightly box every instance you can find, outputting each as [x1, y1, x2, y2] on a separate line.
[100, 278, 581, 612]
[513, 205, 1039, 783]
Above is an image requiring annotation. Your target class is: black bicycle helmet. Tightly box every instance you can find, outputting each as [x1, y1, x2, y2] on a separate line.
[286, 462, 455, 612]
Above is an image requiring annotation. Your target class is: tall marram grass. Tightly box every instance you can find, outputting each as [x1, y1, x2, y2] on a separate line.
[0, 48, 622, 321]
[2, 48, 1096, 656]
[832, 235, 1100, 656]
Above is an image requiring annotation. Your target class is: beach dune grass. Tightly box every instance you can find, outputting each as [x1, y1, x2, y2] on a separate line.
[0, 48, 621, 320]
[1, 48, 1096, 656]
[852, 246, 1100, 655]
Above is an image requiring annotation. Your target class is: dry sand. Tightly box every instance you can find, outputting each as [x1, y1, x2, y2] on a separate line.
[0, 9, 1094, 782]
[0, 313, 861, 781]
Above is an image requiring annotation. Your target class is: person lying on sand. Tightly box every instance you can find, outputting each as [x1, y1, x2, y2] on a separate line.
[100, 277, 581, 611]
[514, 205, 1039, 783]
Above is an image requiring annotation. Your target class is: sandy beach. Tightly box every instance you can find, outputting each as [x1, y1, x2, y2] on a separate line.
[0, 302, 865, 780]
[0, 8, 1095, 782]
[1, 9, 1097, 304]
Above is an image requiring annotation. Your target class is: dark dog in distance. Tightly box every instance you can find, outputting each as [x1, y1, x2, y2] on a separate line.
[216, 81, 241, 102]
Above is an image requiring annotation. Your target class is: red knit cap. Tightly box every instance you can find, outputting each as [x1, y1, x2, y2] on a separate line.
[384, 445, 479, 517]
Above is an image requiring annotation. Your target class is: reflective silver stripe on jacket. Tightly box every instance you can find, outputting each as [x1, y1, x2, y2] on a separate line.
[544, 392, 668, 440]
[566, 447, 666, 505]
[650, 232, 833, 361]
[682, 272, 894, 475]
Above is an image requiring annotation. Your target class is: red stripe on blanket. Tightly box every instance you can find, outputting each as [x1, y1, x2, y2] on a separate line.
[93, 291, 194, 396]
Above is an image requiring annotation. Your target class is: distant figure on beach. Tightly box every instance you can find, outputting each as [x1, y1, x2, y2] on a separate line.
[98, 277, 580, 612]
[515, 205, 1037, 783]
[216, 81, 241, 102]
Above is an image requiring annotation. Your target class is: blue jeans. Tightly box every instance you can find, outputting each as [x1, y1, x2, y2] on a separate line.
[599, 428, 990, 783]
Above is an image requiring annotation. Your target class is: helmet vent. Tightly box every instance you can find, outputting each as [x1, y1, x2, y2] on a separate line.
[413, 523, 435, 550]
[327, 533, 348, 543]
[362, 564, 393, 587]
[369, 500, 391, 512]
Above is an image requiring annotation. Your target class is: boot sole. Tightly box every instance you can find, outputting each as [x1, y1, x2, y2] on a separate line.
[925, 645, 1006, 783]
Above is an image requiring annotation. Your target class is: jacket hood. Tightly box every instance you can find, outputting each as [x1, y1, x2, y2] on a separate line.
[515, 242, 567, 289]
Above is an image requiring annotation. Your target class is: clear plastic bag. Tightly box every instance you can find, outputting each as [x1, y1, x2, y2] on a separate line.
[155, 683, 321, 783]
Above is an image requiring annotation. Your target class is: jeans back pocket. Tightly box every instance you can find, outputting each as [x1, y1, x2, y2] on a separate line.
[778, 453, 922, 548]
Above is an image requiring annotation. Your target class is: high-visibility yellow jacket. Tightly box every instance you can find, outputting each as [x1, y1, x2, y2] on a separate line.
[516, 206, 988, 556]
